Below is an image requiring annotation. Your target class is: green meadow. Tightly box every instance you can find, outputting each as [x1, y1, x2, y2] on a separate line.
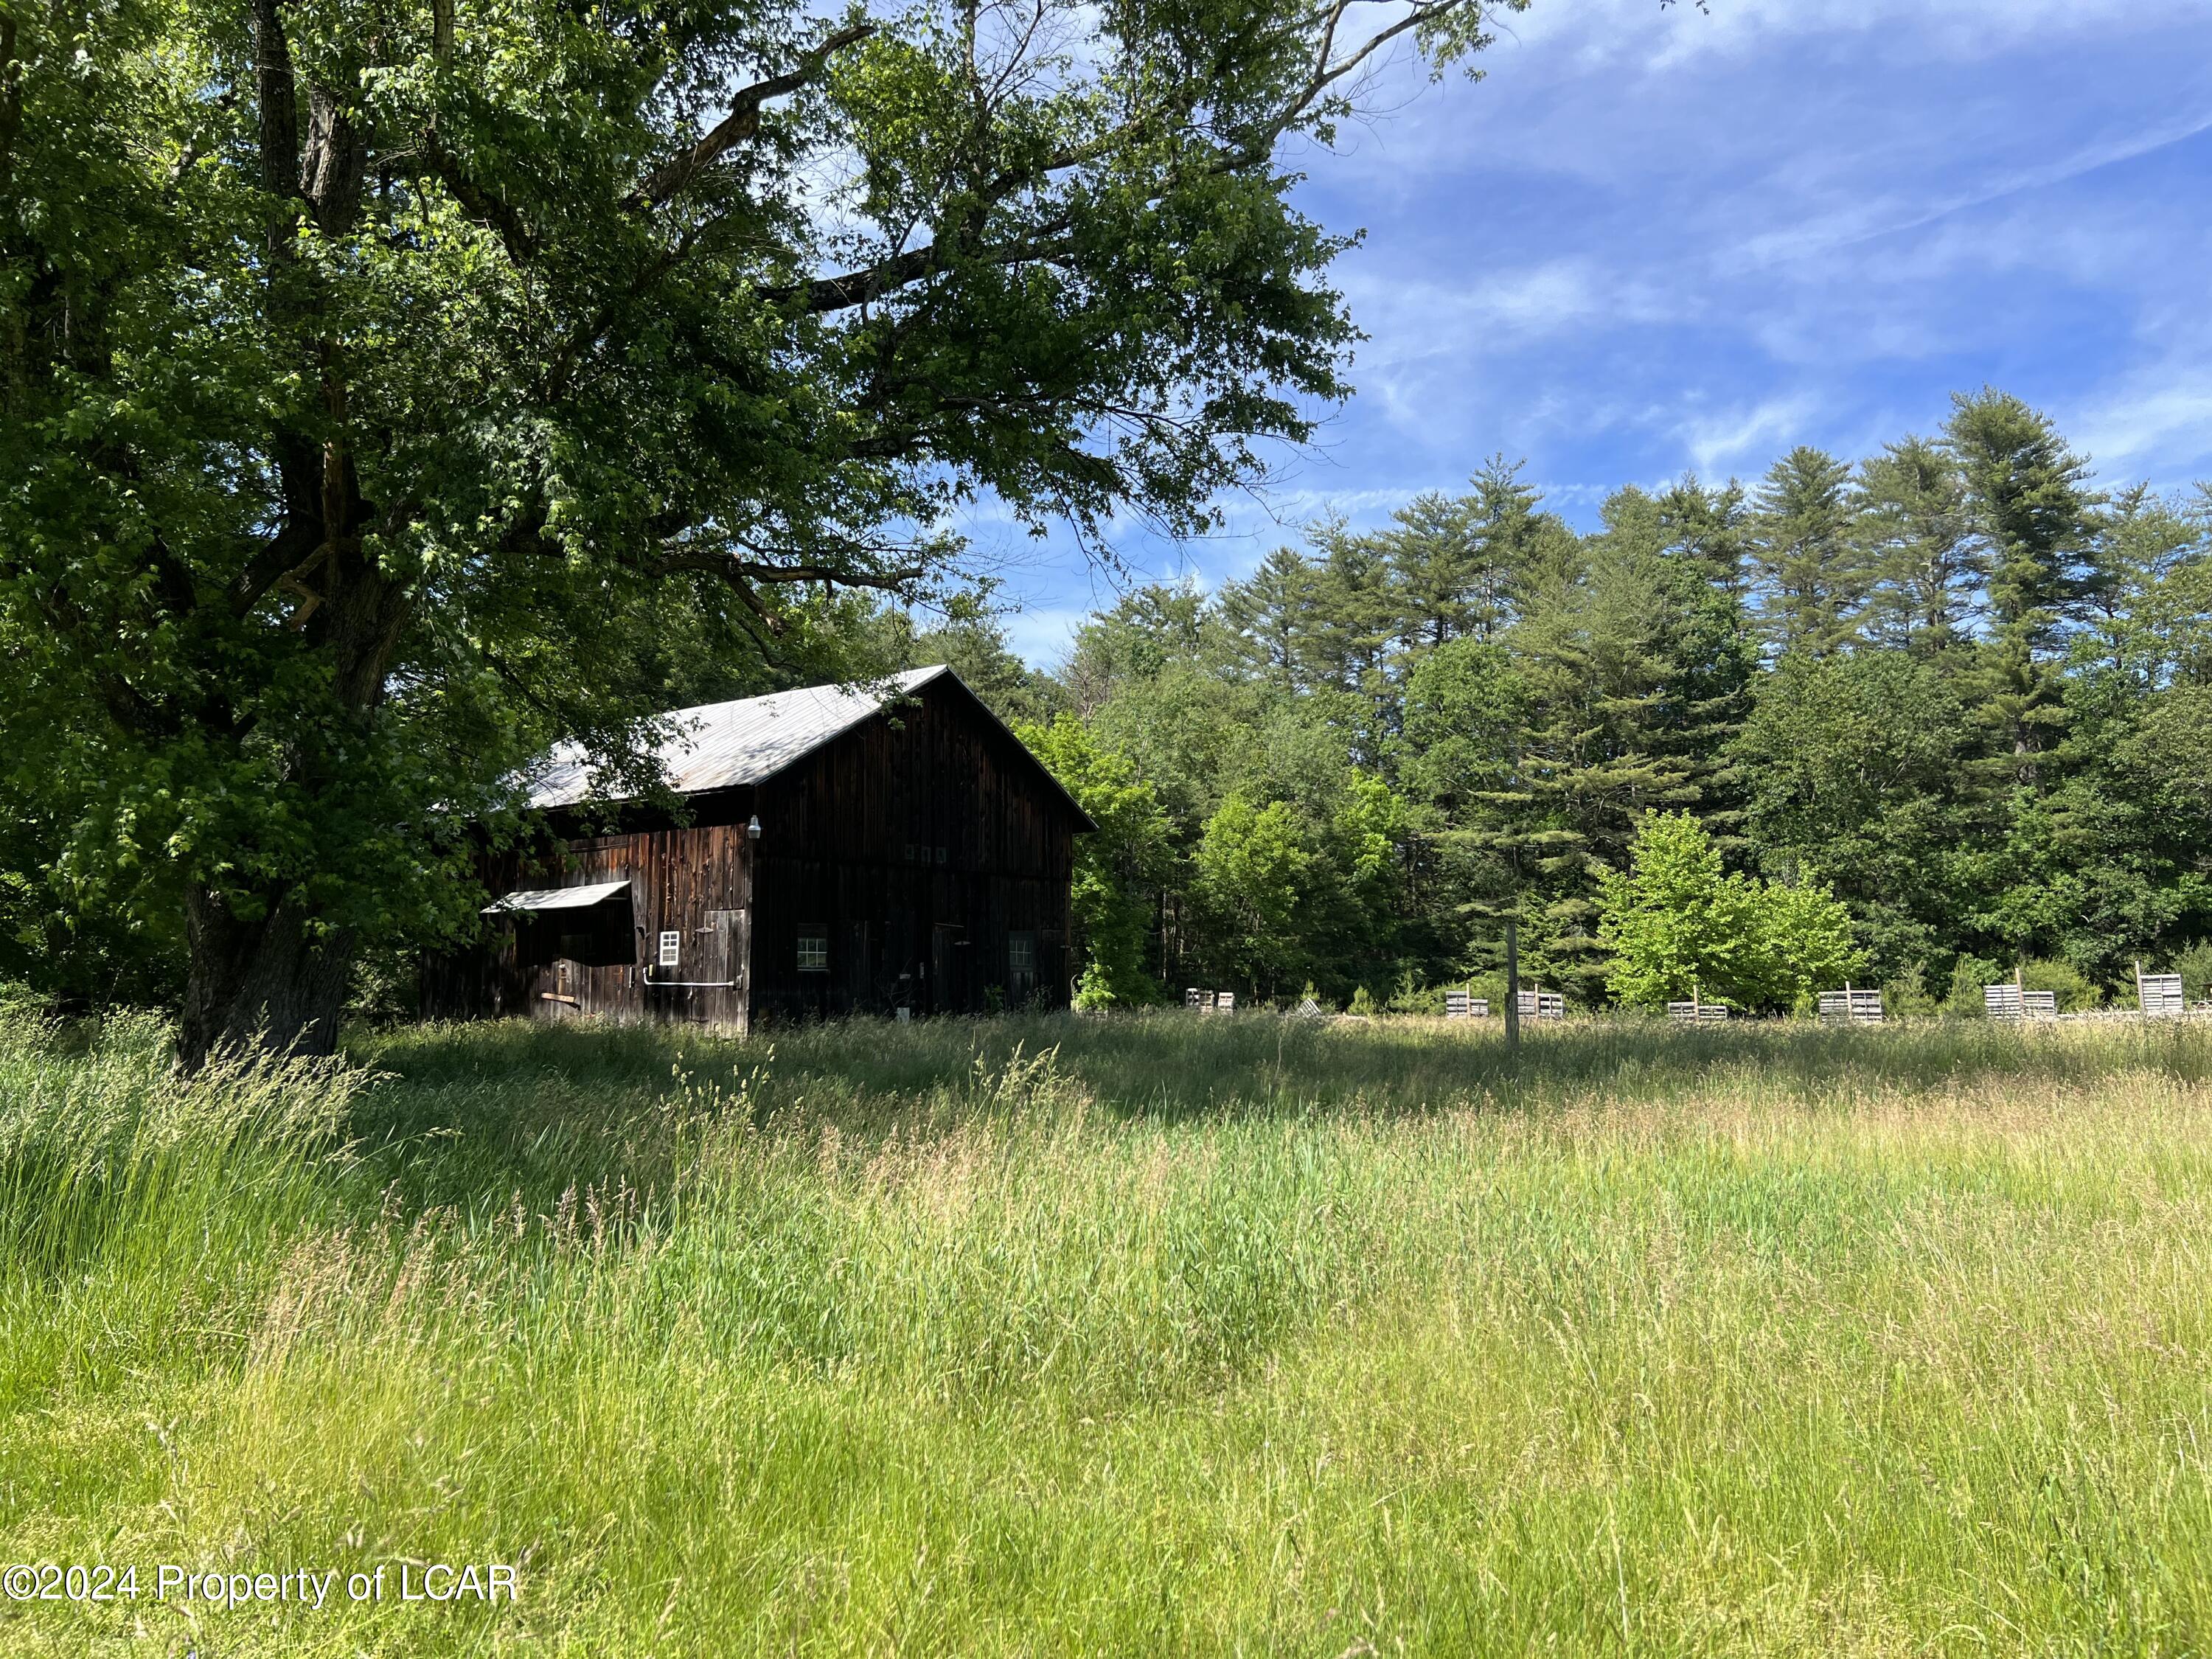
[5, 1009, 2212, 1656]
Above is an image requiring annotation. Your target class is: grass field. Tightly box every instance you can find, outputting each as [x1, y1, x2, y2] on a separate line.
[5, 1008, 2212, 1656]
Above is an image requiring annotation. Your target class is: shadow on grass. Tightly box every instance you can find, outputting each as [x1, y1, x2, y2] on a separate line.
[335, 1011, 2212, 1213]
[358, 1007, 2212, 1107]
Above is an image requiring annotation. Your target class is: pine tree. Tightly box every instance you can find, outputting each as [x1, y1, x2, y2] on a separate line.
[1750, 448, 1865, 658]
[1857, 436, 1977, 661]
[1648, 477, 1761, 842]
[1219, 546, 1320, 694]
[1656, 473, 1753, 600]
[1299, 518, 1399, 765]
[1380, 493, 1483, 653]
[1459, 455, 1550, 641]
[1942, 389, 2100, 786]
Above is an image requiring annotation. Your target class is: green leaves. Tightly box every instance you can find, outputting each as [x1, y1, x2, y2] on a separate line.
[1598, 811, 1861, 1014]
[3, 0, 1514, 1043]
[1019, 715, 1173, 1008]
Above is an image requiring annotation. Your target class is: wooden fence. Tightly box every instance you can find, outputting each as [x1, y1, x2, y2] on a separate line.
[1515, 989, 1565, 1021]
[1983, 984, 2058, 1020]
[1817, 987, 1885, 1025]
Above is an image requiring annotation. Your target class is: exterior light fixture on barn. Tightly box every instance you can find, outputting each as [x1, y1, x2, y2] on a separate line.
[422, 667, 1095, 1029]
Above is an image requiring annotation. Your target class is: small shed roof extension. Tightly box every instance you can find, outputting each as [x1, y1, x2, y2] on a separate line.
[519, 665, 1095, 827]
[481, 879, 633, 915]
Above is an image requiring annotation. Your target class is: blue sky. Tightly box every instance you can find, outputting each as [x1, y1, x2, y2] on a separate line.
[975, 0, 2212, 667]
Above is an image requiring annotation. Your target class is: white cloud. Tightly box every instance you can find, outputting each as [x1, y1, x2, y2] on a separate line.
[1725, 107, 2212, 274]
[2073, 372, 2212, 481]
[1504, 0, 2202, 76]
[1676, 394, 1823, 474]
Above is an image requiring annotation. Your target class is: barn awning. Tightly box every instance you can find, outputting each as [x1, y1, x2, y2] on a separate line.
[481, 879, 632, 916]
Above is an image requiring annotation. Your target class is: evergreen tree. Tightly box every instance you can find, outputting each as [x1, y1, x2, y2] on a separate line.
[1858, 436, 1977, 661]
[1301, 519, 1399, 765]
[1060, 582, 1215, 715]
[1750, 448, 1865, 658]
[1942, 389, 2101, 785]
[1219, 548, 1320, 694]
[1462, 456, 1552, 640]
[1380, 492, 1484, 653]
[1036, 395, 2210, 1010]
[1656, 474, 1754, 601]
[1380, 456, 1550, 653]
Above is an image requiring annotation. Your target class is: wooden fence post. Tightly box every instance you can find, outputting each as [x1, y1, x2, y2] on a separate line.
[1504, 919, 1520, 1053]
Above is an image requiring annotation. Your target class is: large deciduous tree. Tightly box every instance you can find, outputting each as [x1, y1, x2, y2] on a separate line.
[1, 0, 1526, 1061]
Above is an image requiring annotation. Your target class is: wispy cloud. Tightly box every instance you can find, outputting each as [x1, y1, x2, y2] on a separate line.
[1673, 394, 1822, 476]
[2076, 370, 2212, 481]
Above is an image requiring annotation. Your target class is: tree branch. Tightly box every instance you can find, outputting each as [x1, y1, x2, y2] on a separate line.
[229, 505, 323, 617]
[762, 206, 1071, 314]
[731, 559, 928, 588]
[631, 21, 877, 209]
[420, 133, 541, 262]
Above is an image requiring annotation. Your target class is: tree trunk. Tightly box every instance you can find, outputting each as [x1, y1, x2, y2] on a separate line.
[176, 562, 403, 1070]
[181, 888, 357, 1068]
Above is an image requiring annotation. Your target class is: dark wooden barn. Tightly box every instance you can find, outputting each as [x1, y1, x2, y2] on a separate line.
[421, 667, 1093, 1029]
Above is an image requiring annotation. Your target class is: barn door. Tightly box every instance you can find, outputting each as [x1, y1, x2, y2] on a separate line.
[842, 920, 872, 1012]
[705, 908, 745, 987]
[931, 923, 964, 1015]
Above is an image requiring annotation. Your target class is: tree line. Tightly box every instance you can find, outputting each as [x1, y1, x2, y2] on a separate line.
[10, 368, 2207, 1021]
[928, 389, 2212, 1013]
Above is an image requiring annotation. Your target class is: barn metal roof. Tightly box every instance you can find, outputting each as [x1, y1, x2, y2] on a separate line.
[518, 666, 1093, 830]
[522, 667, 945, 808]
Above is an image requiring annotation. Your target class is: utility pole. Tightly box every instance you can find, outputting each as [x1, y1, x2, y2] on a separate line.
[1504, 918, 1520, 1053]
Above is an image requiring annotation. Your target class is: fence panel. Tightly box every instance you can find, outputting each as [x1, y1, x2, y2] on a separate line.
[2140, 973, 2185, 1018]
[1818, 989, 1885, 1025]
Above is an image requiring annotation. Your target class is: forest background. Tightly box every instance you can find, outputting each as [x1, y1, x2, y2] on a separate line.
[6, 387, 2209, 1019]
[913, 386, 2212, 1016]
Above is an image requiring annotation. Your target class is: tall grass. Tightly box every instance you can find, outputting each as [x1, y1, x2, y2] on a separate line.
[5, 1010, 2212, 1654]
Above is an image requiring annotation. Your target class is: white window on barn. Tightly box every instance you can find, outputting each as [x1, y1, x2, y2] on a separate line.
[797, 928, 830, 973]
[657, 931, 681, 970]
[1007, 931, 1037, 1000]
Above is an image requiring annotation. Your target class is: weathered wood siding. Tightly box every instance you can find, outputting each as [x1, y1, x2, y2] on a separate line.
[421, 820, 754, 1029]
